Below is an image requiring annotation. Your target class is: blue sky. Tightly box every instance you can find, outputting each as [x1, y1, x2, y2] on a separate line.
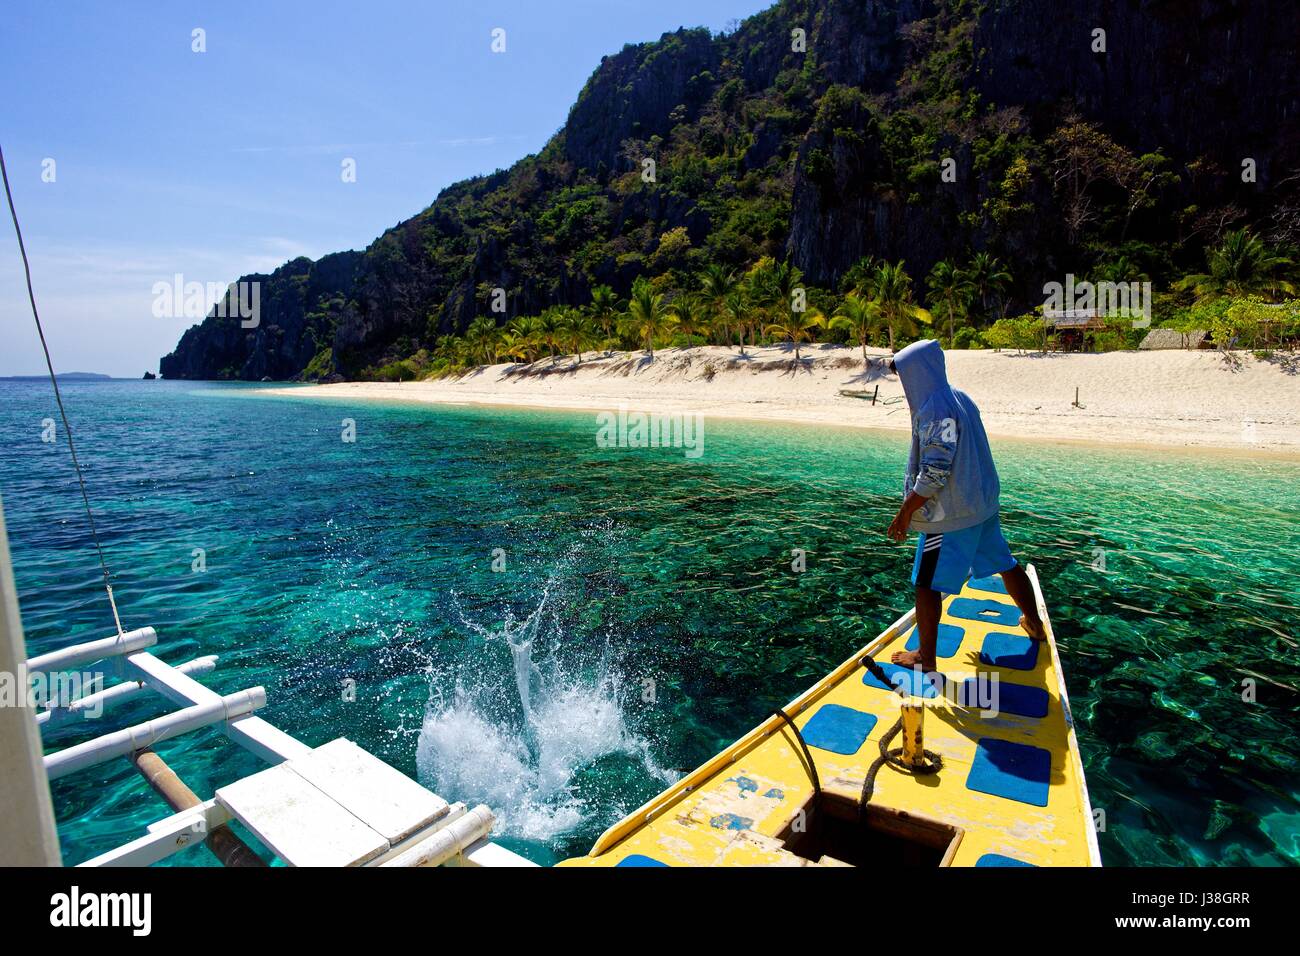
[0, 0, 767, 376]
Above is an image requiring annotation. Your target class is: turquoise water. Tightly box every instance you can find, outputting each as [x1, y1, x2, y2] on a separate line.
[1, 379, 1297, 866]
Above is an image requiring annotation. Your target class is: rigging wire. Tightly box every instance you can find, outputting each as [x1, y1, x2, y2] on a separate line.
[0, 142, 125, 637]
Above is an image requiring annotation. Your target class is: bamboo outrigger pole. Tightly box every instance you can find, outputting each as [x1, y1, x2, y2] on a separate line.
[131, 750, 265, 867]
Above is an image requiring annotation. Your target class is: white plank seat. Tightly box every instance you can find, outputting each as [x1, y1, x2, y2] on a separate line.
[215, 738, 449, 867]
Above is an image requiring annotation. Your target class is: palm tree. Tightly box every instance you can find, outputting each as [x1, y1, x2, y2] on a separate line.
[623, 278, 677, 358]
[926, 260, 973, 346]
[871, 261, 932, 351]
[750, 257, 812, 350]
[668, 293, 708, 347]
[507, 316, 545, 363]
[1090, 255, 1150, 285]
[721, 289, 751, 355]
[965, 252, 1012, 324]
[498, 330, 529, 363]
[538, 307, 566, 362]
[829, 293, 884, 361]
[699, 264, 739, 344]
[1176, 228, 1296, 302]
[764, 309, 826, 361]
[463, 316, 501, 366]
[557, 308, 595, 364]
[841, 255, 879, 295]
[587, 285, 622, 352]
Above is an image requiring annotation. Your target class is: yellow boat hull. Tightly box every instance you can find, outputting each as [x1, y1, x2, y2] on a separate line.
[560, 565, 1100, 867]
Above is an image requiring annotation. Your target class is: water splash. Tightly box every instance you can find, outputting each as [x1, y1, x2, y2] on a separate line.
[415, 573, 665, 844]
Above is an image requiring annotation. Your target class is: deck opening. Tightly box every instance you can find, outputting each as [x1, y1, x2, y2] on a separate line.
[775, 793, 962, 867]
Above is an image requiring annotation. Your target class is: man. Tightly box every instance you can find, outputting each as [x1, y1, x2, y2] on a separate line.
[884, 340, 1047, 674]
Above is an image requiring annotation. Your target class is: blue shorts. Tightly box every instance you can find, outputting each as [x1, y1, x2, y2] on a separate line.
[911, 515, 1016, 595]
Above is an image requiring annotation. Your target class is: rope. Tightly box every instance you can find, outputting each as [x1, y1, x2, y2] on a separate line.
[770, 707, 821, 795]
[856, 654, 943, 822]
[0, 142, 125, 637]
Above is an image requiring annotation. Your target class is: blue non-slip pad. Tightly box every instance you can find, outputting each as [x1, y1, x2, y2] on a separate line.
[904, 623, 966, 658]
[959, 677, 1050, 719]
[975, 853, 1036, 867]
[863, 661, 944, 698]
[966, 738, 1052, 807]
[968, 575, 1008, 595]
[799, 703, 879, 755]
[978, 632, 1040, 671]
[617, 854, 669, 867]
[948, 597, 1022, 627]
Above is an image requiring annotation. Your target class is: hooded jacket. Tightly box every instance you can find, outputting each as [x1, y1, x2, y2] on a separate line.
[892, 339, 1000, 533]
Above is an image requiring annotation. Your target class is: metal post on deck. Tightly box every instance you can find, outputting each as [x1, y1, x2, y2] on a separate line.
[900, 699, 927, 768]
[0, 499, 63, 865]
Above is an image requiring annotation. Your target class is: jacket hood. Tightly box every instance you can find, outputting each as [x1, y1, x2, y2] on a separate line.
[892, 339, 952, 410]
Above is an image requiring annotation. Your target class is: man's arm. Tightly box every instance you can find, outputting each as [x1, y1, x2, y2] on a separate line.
[887, 491, 929, 542]
[913, 413, 958, 499]
[887, 410, 958, 541]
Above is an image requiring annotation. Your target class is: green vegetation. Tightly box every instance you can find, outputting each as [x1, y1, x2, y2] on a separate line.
[411, 227, 1300, 376]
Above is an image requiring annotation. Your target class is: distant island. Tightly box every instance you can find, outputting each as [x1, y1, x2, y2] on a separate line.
[0, 372, 112, 381]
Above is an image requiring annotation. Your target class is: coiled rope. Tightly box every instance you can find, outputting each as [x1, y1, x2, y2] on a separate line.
[1, 142, 125, 637]
[856, 654, 943, 821]
[768, 653, 944, 834]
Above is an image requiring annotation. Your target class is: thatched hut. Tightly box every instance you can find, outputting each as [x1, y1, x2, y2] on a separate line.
[1138, 328, 1212, 350]
[1044, 308, 1109, 351]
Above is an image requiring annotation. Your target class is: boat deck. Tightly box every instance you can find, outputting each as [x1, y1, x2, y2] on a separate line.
[560, 566, 1100, 867]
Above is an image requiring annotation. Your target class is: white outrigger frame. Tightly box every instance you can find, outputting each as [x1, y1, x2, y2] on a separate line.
[0, 499, 534, 868]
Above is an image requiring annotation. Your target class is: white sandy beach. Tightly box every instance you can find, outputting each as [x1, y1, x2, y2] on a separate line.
[262, 345, 1300, 456]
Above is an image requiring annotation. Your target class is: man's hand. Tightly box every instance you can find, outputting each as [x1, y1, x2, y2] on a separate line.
[887, 491, 930, 543]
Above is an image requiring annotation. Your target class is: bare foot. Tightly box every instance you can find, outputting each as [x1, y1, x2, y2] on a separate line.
[1020, 614, 1048, 642]
[890, 649, 937, 670]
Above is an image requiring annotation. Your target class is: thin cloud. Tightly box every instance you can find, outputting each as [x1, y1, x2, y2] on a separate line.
[438, 135, 528, 148]
[229, 141, 421, 155]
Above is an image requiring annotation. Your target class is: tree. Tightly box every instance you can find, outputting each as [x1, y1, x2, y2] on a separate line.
[869, 261, 932, 351]
[538, 307, 566, 362]
[623, 277, 676, 358]
[750, 257, 810, 351]
[699, 263, 739, 345]
[1048, 118, 1176, 243]
[1047, 119, 1116, 244]
[498, 329, 529, 363]
[1176, 228, 1296, 303]
[668, 293, 708, 347]
[1090, 256, 1150, 285]
[463, 316, 501, 366]
[508, 316, 545, 362]
[840, 255, 878, 295]
[764, 309, 826, 361]
[983, 315, 1043, 354]
[1112, 150, 1177, 241]
[557, 308, 595, 363]
[964, 252, 1012, 324]
[721, 289, 751, 354]
[587, 284, 622, 348]
[926, 260, 972, 346]
[829, 293, 884, 361]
